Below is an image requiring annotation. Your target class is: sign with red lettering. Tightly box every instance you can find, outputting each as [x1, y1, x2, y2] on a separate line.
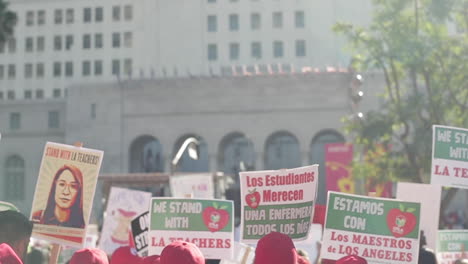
[30, 142, 103, 248]
[437, 230, 468, 264]
[431, 125, 468, 189]
[239, 165, 318, 243]
[321, 192, 421, 264]
[148, 198, 234, 259]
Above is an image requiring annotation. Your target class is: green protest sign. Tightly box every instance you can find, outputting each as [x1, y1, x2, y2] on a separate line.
[431, 125, 468, 188]
[437, 230, 468, 264]
[239, 165, 318, 243]
[321, 192, 421, 264]
[148, 198, 234, 259]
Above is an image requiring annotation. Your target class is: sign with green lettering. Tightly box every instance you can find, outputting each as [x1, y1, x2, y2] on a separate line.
[148, 198, 233, 259]
[431, 125, 468, 189]
[239, 165, 318, 243]
[437, 230, 468, 264]
[321, 192, 421, 264]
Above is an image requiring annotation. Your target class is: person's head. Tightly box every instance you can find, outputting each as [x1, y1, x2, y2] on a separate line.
[336, 255, 367, 264]
[254, 232, 298, 264]
[419, 230, 427, 248]
[43, 165, 85, 227]
[160, 241, 204, 264]
[70, 248, 109, 264]
[0, 210, 33, 260]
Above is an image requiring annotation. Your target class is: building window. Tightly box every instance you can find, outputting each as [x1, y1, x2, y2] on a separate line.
[123, 32, 132, 48]
[24, 63, 33, 78]
[83, 34, 91, 49]
[54, 9, 63, 24]
[48, 111, 60, 129]
[207, 44, 217, 61]
[36, 89, 44, 99]
[295, 39, 306, 57]
[4, 156, 25, 200]
[54, 35, 62, 51]
[8, 38, 16, 53]
[95, 7, 103, 22]
[218, 133, 255, 184]
[82, 61, 91, 76]
[251, 42, 262, 59]
[66, 9, 74, 24]
[53, 88, 61, 98]
[26, 11, 34, 26]
[0, 91, 3, 99]
[94, 60, 102, 75]
[24, 90, 32, 99]
[112, 59, 120, 75]
[295, 11, 305, 28]
[53, 62, 61, 77]
[129, 136, 165, 173]
[124, 59, 132, 75]
[229, 42, 239, 60]
[112, 33, 120, 48]
[90, 103, 96, 119]
[7, 64, 15, 79]
[124, 5, 133, 21]
[0, 65, 4, 79]
[10, 113, 20, 130]
[229, 14, 239, 31]
[65, 61, 73, 77]
[25, 37, 34, 52]
[7, 90, 15, 100]
[37, 36, 45, 52]
[83, 8, 92, 23]
[112, 6, 121, 21]
[251, 13, 261, 30]
[0, 42, 4, 53]
[265, 131, 301, 170]
[95, 33, 103, 48]
[65, 35, 73, 50]
[273, 41, 283, 58]
[208, 0, 216, 3]
[273, 12, 282, 28]
[207, 15, 217, 32]
[38, 10, 46, 25]
[36, 63, 44, 78]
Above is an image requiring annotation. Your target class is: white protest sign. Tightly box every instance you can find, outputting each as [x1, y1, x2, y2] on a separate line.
[170, 173, 214, 199]
[148, 198, 234, 259]
[437, 230, 468, 264]
[431, 125, 468, 189]
[396, 182, 441, 251]
[98, 187, 152, 255]
[219, 242, 255, 264]
[239, 165, 319, 243]
[30, 142, 103, 248]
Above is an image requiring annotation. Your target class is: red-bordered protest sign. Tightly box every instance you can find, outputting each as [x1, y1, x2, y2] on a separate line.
[239, 165, 319, 243]
[30, 142, 103, 248]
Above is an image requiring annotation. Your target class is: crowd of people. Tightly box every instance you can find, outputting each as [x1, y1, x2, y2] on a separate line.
[0, 209, 465, 264]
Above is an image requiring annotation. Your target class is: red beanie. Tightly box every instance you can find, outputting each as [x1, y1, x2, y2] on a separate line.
[254, 232, 298, 264]
[336, 255, 367, 264]
[160, 241, 204, 264]
[70, 248, 108, 264]
[110, 246, 142, 264]
[0, 243, 22, 264]
[141, 255, 160, 264]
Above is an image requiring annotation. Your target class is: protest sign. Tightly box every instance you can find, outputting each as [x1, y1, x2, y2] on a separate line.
[431, 125, 468, 189]
[170, 173, 214, 199]
[99, 187, 152, 255]
[239, 165, 318, 243]
[219, 242, 255, 264]
[0, 201, 19, 212]
[321, 192, 421, 264]
[148, 198, 234, 259]
[437, 230, 468, 264]
[396, 182, 441, 250]
[131, 212, 150, 257]
[30, 142, 103, 248]
[325, 143, 354, 193]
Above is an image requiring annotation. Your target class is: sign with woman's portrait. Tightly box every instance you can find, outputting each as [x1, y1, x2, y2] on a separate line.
[30, 142, 103, 248]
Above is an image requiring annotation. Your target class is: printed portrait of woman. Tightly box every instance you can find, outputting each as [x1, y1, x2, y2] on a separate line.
[32, 164, 85, 228]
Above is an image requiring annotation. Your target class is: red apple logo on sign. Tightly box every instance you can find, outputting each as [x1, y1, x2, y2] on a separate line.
[245, 189, 261, 209]
[202, 203, 229, 232]
[386, 205, 417, 238]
